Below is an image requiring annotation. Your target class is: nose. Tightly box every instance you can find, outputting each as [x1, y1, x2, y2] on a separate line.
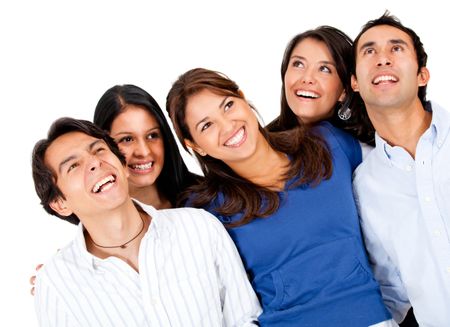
[376, 50, 392, 67]
[133, 138, 151, 157]
[88, 154, 101, 172]
[301, 67, 316, 84]
[218, 115, 234, 136]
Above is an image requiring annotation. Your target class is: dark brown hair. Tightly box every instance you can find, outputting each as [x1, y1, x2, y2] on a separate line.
[93, 84, 200, 206]
[32, 117, 126, 225]
[267, 26, 375, 145]
[353, 11, 428, 106]
[166, 68, 332, 227]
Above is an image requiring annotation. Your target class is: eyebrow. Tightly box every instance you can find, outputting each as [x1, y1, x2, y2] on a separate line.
[194, 96, 229, 131]
[58, 139, 103, 173]
[113, 126, 160, 137]
[358, 38, 409, 53]
[290, 55, 336, 66]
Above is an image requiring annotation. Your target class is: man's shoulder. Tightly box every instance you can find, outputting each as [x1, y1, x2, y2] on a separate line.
[37, 239, 82, 281]
[353, 147, 380, 181]
[155, 207, 222, 232]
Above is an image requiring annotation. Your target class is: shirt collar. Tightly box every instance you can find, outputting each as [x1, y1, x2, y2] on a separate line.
[374, 101, 450, 164]
[73, 201, 166, 271]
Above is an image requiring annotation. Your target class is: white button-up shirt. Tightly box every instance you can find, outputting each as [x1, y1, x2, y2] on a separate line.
[353, 101, 450, 326]
[35, 204, 262, 326]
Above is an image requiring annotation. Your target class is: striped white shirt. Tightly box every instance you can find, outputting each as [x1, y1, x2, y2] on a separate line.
[35, 204, 262, 326]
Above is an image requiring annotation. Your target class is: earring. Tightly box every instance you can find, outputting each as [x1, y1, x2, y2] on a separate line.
[337, 103, 352, 121]
[198, 150, 207, 156]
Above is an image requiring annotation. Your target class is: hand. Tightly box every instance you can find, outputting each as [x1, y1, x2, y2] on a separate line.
[29, 264, 43, 296]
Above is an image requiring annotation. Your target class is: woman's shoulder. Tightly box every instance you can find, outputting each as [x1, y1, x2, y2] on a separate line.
[312, 121, 362, 169]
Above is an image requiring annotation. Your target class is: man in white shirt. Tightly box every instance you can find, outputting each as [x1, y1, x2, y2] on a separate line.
[31, 117, 261, 326]
[351, 12, 450, 326]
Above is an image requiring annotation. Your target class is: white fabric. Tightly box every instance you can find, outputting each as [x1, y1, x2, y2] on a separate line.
[35, 204, 262, 326]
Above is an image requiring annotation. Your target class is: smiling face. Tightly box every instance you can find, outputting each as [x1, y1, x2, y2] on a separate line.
[352, 24, 429, 111]
[284, 38, 345, 124]
[184, 89, 262, 165]
[109, 106, 165, 193]
[46, 131, 130, 219]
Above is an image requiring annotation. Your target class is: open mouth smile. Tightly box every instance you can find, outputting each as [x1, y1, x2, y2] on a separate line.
[224, 127, 246, 147]
[92, 174, 116, 193]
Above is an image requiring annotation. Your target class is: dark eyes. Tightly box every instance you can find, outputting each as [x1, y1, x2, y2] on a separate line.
[147, 132, 160, 140]
[67, 162, 79, 173]
[363, 45, 403, 55]
[118, 136, 133, 143]
[292, 60, 304, 68]
[319, 65, 331, 73]
[200, 122, 212, 132]
[224, 100, 234, 111]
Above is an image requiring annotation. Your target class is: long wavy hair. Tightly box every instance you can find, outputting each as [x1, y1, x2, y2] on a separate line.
[166, 68, 332, 227]
[267, 26, 375, 145]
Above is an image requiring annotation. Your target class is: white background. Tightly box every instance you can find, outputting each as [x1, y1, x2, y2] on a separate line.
[1, 1, 448, 325]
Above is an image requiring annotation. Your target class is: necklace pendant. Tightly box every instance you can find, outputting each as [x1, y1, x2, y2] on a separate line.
[120, 244, 126, 249]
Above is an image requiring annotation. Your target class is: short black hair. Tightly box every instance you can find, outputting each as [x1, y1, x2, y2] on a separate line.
[31, 117, 126, 225]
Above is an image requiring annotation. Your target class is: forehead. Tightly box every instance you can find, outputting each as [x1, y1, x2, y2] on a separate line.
[357, 24, 414, 48]
[186, 89, 223, 114]
[111, 105, 159, 132]
[45, 132, 99, 172]
[292, 38, 332, 59]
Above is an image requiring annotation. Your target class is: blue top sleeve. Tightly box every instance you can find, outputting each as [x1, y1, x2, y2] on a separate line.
[313, 121, 362, 172]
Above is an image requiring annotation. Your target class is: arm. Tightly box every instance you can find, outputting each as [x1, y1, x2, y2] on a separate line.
[34, 271, 78, 327]
[359, 217, 411, 323]
[209, 214, 262, 326]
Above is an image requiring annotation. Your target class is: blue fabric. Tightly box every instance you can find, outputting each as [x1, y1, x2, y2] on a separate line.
[207, 122, 391, 326]
[353, 101, 450, 326]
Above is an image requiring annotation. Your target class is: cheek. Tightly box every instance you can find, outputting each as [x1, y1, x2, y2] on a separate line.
[284, 72, 296, 94]
[152, 142, 165, 161]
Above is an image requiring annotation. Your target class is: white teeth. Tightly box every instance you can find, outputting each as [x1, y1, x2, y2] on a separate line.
[296, 90, 319, 98]
[92, 175, 115, 193]
[131, 162, 153, 170]
[224, 128, 245, 146]
[373, 75, 398, 84]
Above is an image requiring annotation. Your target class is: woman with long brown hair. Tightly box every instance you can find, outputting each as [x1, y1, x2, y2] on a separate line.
[166, 68, 395, 326]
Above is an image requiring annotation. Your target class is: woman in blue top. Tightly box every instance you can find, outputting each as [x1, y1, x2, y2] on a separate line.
[166, 67, 394, 326]
[266, 26, 416, 327]
[267, 26, 374, 151]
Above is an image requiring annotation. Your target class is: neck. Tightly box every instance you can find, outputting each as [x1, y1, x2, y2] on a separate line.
[227, 134, 289, 189]
[129, 183, 172, 209]
[82, 198, 149, 259]
[367, 98, 431, 158]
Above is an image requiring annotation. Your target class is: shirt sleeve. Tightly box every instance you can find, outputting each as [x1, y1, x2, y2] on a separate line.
[357, 208, 411, 323]
[315, 122, 362, 171]
[206, 212, 262, 326]
[35, 272, 77, 327]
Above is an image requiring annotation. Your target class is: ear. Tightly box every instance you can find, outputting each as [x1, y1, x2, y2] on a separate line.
[338, 89, 346, 102]
[351, 75, 359, 92]
[184, 139, 207, 157]
[418, 67, 430, 87]
[49, 197, 73, 217]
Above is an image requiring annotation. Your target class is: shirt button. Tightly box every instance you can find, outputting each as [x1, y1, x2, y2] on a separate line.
[405, 165, 413, 171]
[425, 196, 432, 203]
[151, 297, 158, 305]
[447, 267, 450, 274]
[434, 230, 441, 237]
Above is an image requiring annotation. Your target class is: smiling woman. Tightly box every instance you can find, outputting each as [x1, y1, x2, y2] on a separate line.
[93, 84, 200, 209]
[166, 67, 396, 326]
